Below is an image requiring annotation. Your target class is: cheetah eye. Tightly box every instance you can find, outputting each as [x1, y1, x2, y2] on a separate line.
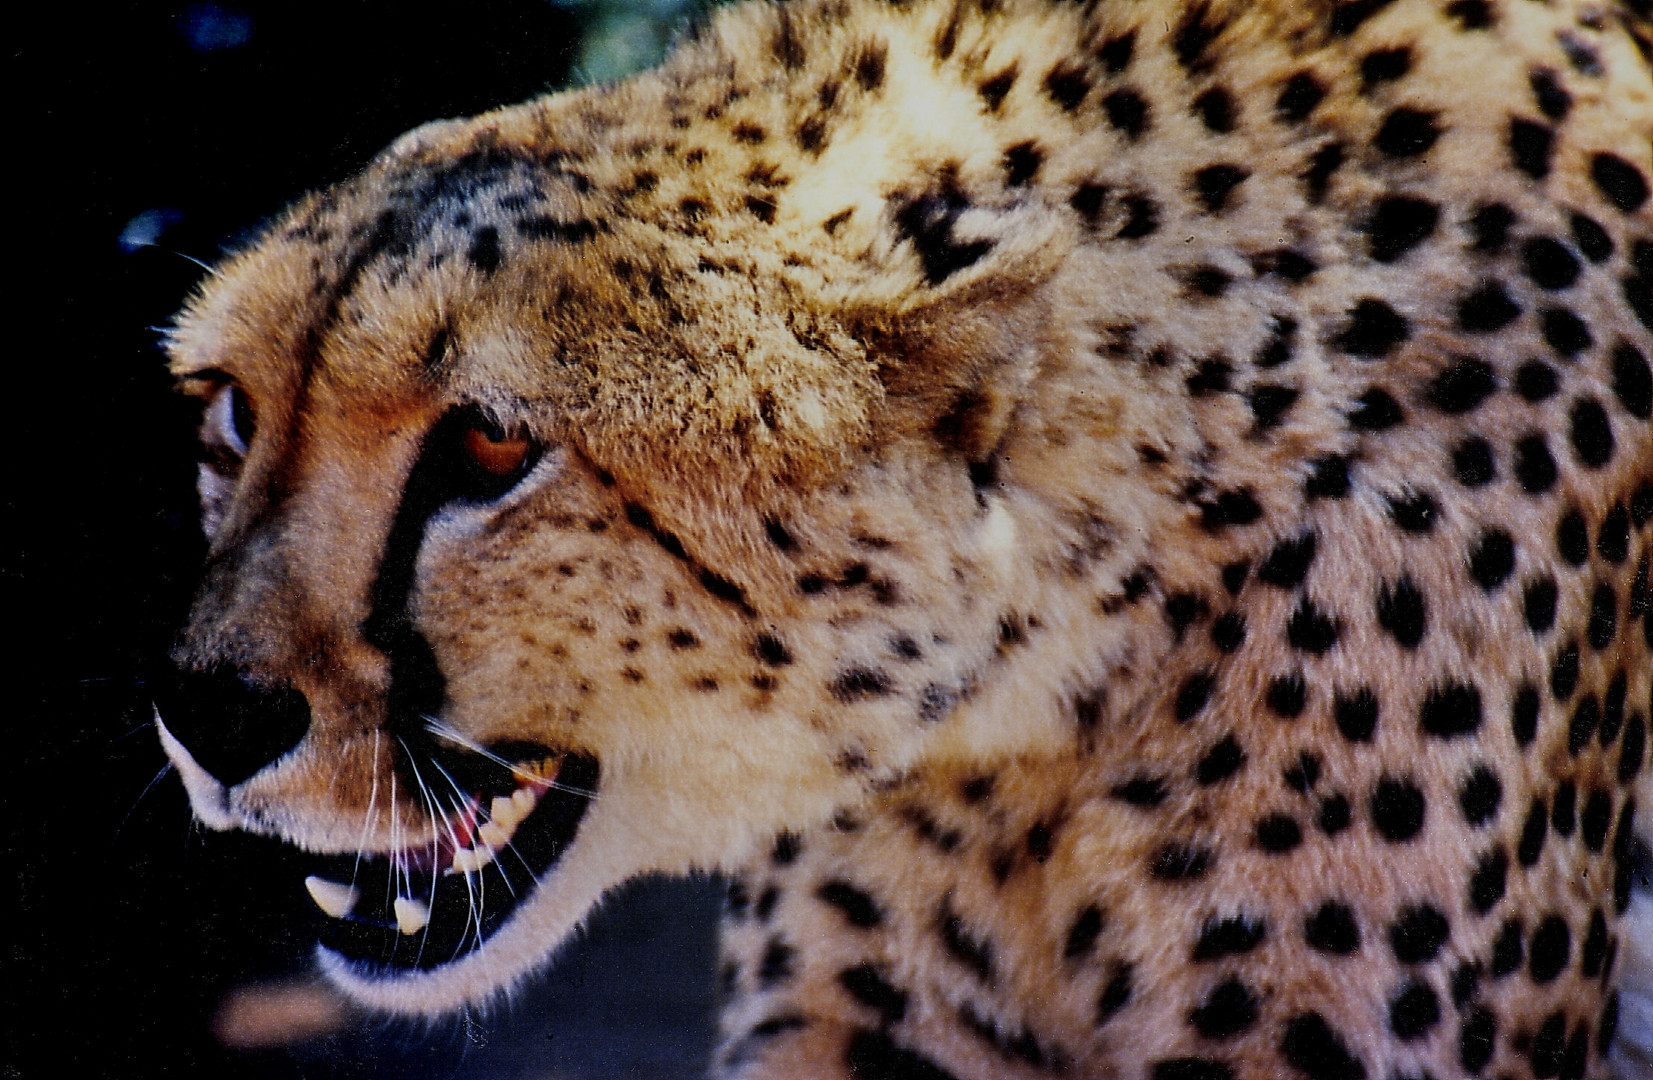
[204, 380, 257, 458]
[446, 406, 543, 503]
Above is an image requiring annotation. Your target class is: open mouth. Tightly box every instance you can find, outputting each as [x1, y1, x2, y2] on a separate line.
[301, 743, 599, 974]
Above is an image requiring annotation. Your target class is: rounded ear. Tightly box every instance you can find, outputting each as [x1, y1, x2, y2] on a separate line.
[830, 176, 1074, 460]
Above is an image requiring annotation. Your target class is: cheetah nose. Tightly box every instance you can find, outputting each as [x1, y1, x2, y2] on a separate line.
[153, 663, 312, 787]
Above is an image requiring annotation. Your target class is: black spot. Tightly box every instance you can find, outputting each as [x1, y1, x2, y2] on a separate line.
[1372, 777, 1426, 842]
[1518, 797, 1548, 866]
[1569, 697, 1602, 758]
[1335, 688, 1380, 742]
[1528, 67, 1573, 120]
[1457, 280, 1522, 332]
[1468, 530, 1516, 591]
[1367, 196, 1440, 262]
[1552, 642, 1580, 700]
[845, 1029, 961, 1080]
[1287, 598, 1339, 654]
[1450, 961, 1482, 1007]
[1588, 585, 1618, 650]
[1097, 29, 1135, 73]
[1529, 915, 1570, 983]
[1280, 1013, 1368, 1080]
[1513, 434, 1558, 494]
[1097, 963, 1134, 1022]
[1189, 978, 1260, 1039]
[1303, 142, 1345, 202]
[1582, 908, 1608, 978]
[1516, 360, 1559, 402]
[1064, 905, 1105, 958]
[1512, 683, 1542, 744]
[1330, 0, 1396, 35]
[1305, 902, 1359, 955]
[1601, 672, 1628, 745]
[1389, 979, 1441, 1039]
[744, 194, 778, 223]
[1199, 488, 1262, 529]
[1187, 265, 1232, 298]
[1468, 847, 1509, 913]
[1193, 914, 1267, 960]
[1176, 671, 1218, 721]
[1319, 793, 1352, 834]
[1429, 357, 1499, 413]
[1492, 919, 1524, 977]
[854, 42, 887, 91]
[1002, 141, 1043, 187]
[1306, 455, 1352, 499]
[758, 936, 795, 986]
[1541, 307, 1593, 356]
[1628, 720, 1652, 784]
[1211, 612, 1247, 652]
[1069, 182, 1108, 223]
[1150, 843, 1215, 881]
[1558, 509, 1590, 565]
[1351, 388, 1404, 429]
[977, 66, 1017, 110]
[1112, 776, 1168, 806]
[1360, 46, 1412, 88]
[1468, 202, 1515, 251]
[1044, 63, 1092, 111]
[937, 907, 994, 981]
[1255, 315, 1299, 367]
[892, 186, 994, 286]
[1598, 501, 1632, 562]
[1174, 3, 1225, 67]
[1258, 532, 1317, 588]
[818, 879, 882, 928]
[1591, 152, 1650, 213]
[753, 634, 793, 667]
[1196, 734, 1247, 784]
[1581, 788, 1611, 852]
[466, 225, 502, 273]
[1601, 993, 1621, 1057]
[1221, 561, 1250, 595]
[1276, 72, 1326, 122]
[1100, 87, 1150, 138]
[1389, 904, 1450, 963]
[1446, 0, 1495, 28]
[1420, 681, 1483, 740]
[1377, 576, 1428, 648]
[1509, 117, 1555, 179]
[771, 832, 801, 865]
[1193, 87, 1237, 133]
[1167, 593, 1207, 638]
[1570, 397, 1615, 467]
[1375, 108, 1440, 157]
[1256, 814, 1304, 853]
[1460, 766, 1503, 826]
[1570, 213, 1613, 262]
[1269, 250, 1319, 282]
[1194, 164, 1248, 213]
[1283, 752, 1321, 793]
[1454, 438, 1497, 487]
[1333, 299, 1411, 358]
[839, 965, 907, 1024]
[831, 667, 891, 702]
[1118, 193, 1160, 238]
[1522, 236, 1582, 290]
[1386, 490, 1438, 533]
[1266, 673, 1309, 719]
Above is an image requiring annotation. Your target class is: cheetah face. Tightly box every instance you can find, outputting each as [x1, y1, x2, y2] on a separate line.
[153, 102, 1151, 1011]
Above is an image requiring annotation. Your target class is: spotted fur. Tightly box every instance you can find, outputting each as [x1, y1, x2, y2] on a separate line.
[160, 1, 1652, 1077]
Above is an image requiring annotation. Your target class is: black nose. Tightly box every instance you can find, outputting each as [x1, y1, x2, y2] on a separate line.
[155, 664, 312, 786]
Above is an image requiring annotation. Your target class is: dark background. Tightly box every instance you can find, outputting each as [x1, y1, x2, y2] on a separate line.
[8, 4, 723, 1077]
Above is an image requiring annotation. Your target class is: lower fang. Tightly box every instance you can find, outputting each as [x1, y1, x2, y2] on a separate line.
[304, 876, 359, 919]
[393, 896, 430, 935]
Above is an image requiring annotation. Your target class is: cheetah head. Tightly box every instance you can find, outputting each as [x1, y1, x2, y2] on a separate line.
[157, 4, 1189, 1017]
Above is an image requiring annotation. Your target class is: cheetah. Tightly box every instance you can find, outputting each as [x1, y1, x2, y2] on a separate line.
[156, 0, 1653, 1076]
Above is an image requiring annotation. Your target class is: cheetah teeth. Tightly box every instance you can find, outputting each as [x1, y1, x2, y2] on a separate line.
[304, 876, 359, 919]
[447, 768, 551, 875]
[393, 896, 430, 935]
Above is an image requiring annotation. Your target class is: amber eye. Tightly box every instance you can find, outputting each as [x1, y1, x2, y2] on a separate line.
[461, 422, 533, 478]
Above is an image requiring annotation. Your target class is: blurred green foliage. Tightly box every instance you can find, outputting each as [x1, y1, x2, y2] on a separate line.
[551, 0, 726, 86]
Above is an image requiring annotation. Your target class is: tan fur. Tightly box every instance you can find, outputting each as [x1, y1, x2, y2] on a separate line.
[162, 0, 1653, 1076]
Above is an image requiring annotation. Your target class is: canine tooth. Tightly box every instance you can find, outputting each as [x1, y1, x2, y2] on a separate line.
[452, 847, 479, 873]
[477, 821, 510, 848]
[303, 876, 359, 919]
[511, 787, 536, 813]
[393, 896, 430, 935]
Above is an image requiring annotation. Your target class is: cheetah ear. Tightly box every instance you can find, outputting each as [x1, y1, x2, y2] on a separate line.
[830, 182, 1072, 459]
